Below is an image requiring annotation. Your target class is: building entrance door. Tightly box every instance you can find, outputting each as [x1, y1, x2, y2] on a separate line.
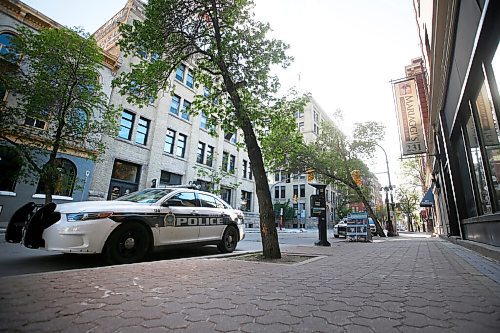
[108, 159, 141, 200]
[108, 180, 138, 200]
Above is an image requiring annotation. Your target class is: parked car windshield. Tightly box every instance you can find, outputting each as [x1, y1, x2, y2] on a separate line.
[115, 188, 173, 203]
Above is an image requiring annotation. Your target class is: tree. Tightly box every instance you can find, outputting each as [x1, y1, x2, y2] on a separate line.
[193, 165, 241, 195]
[396, 187, 420, 232]
[113, 0, 306, 259]
[400, 157, 426, 189]
[265, 119, 387, 236]
[0, 27, 119, 203]
[273, 200, 295, 221]
[335, 184, 361, 221]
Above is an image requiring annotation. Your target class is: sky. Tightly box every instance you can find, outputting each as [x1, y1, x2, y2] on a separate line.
[22, 0, 421, 188]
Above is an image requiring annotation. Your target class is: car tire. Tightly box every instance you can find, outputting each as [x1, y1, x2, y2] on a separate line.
[105, 221, 150, 265]
[217, 225, 238, 253]
[334, 234, 339, 238]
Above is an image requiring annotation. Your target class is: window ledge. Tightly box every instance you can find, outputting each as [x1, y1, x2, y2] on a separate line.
[162, 153, 187, 162]
[115, 137, 150, 150]
[0, 191, 16, 197]
[32, 194, 74, 201]
[168, 113, 192, 125]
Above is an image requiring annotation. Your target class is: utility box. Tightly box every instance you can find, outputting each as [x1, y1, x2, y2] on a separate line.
[346, 212, 372, 242]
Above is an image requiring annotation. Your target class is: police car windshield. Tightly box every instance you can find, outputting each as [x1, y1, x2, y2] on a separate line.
[115, 189, 173, 203]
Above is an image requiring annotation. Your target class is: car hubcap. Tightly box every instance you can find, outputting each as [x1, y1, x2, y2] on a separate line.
[124, 237, 135, 249]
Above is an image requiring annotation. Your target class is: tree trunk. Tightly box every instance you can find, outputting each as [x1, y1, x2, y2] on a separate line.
[354, 184, 386, 237]
[41, 160, 56, 204]
[407, 214, 413, 232]
[240, 118, 281, 259]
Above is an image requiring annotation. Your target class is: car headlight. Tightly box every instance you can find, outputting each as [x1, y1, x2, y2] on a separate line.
[67, 212, 113, 222]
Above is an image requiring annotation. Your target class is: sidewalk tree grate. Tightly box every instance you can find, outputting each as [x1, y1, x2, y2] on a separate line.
[231, 253, 322, 266]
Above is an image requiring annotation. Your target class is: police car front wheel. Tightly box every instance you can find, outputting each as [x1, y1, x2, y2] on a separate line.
[104, 221, 151, 265]
[218, 225, 238, 253]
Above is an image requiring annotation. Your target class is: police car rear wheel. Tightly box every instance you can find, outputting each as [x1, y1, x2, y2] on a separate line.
[218, 225, 238, 253]
[105, 222, 150, 265]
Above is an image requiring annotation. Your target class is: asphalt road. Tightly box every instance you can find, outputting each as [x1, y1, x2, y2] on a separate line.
[0, 229, 339, 277]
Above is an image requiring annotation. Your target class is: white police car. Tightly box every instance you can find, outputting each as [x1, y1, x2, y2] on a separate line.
[5, 187, 245, 264]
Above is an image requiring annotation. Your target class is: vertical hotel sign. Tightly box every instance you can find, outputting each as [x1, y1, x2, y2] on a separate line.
[393, 78, 427, 156]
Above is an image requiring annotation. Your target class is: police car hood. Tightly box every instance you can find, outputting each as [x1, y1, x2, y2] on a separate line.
[55, 201, 150, 214]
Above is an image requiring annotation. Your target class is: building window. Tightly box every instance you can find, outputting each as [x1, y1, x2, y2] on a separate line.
[313, 123, 319, 135]
[195, 179, 212, 192]
[0, 32, 19, 61]
[314, 111, 319, 122]
[160, 170, 182, 186]
[241, 190, 252, 211]
[300, 184, 305, 197]
[275, 172, 280, 181]
[286, 173, 291, 183]
[176, 133, 187, 158]
[298, 122, 304, 132]
[186, 69, 194, 88]
[175, 63, 186, 82]
[170, 94, 181, 115]
[206, 145, 214, 167]
[36, 158, 76, 197]
[467, 114, 489, 211]
[229, 154, 236, 174]
[474, 77, 500, 211]
[243, 160, 248, 178]
[225, 131, 237, 144]
[280, 186, 286, 199]
[118, 110, 134, 140]
[274, 186, 279, 199]
[24, 117, 46, 130]
[0, 147, 22, 192]
[200, 112, 208, 129]
[222, 151, 229, 171]
[135, 117, 150, 145]
[111, 160, 140, 183]
[181, 100, 191, 120]
[164, 129, 176, 154]
[249, 162, 253, 180]
[220, 187, 232, 205]
[197, 142, 206, 164]
[293, 185, 298, 198]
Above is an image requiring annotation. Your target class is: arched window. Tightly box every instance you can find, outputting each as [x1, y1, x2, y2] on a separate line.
[0, 146, 22, 192]
[0, 32, 19, 61]
[36, 158, 77, 197]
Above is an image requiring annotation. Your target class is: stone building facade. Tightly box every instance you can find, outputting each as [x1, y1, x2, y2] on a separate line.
[270, 97, 338, 229]
[0, 0, 118, 226]
[88, 0, 259, 223]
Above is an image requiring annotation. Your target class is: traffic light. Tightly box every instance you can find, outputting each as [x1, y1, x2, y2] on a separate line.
[306, 168, 314, 182]
[351, 170, 362, 185]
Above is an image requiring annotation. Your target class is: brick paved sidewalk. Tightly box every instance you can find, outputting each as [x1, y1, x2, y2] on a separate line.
[0, 236, 499, 332]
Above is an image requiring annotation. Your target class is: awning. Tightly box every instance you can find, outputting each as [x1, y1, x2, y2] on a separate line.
[420, 187, 434, 207]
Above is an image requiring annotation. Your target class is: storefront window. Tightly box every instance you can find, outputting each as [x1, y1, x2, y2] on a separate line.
[467, 116, 492, 213]
[475, 77, 500, 211]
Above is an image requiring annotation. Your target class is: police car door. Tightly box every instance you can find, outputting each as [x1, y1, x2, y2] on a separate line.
[159, 191, 200, 244]
[197, 193, 227, 241]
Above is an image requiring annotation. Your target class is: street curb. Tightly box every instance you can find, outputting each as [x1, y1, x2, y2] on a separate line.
[440, 235, 500, 262]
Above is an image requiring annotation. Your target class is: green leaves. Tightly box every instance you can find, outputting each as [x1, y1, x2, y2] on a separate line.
[1, 26, 120, 197]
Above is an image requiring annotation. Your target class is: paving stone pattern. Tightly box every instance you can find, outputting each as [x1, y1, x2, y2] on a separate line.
[0, 237, 499, 332]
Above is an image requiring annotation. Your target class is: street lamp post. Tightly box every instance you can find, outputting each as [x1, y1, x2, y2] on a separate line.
[374, 143, 396, 237]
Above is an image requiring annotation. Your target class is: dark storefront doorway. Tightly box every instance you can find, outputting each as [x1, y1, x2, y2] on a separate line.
[108, 160, 141, 200]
